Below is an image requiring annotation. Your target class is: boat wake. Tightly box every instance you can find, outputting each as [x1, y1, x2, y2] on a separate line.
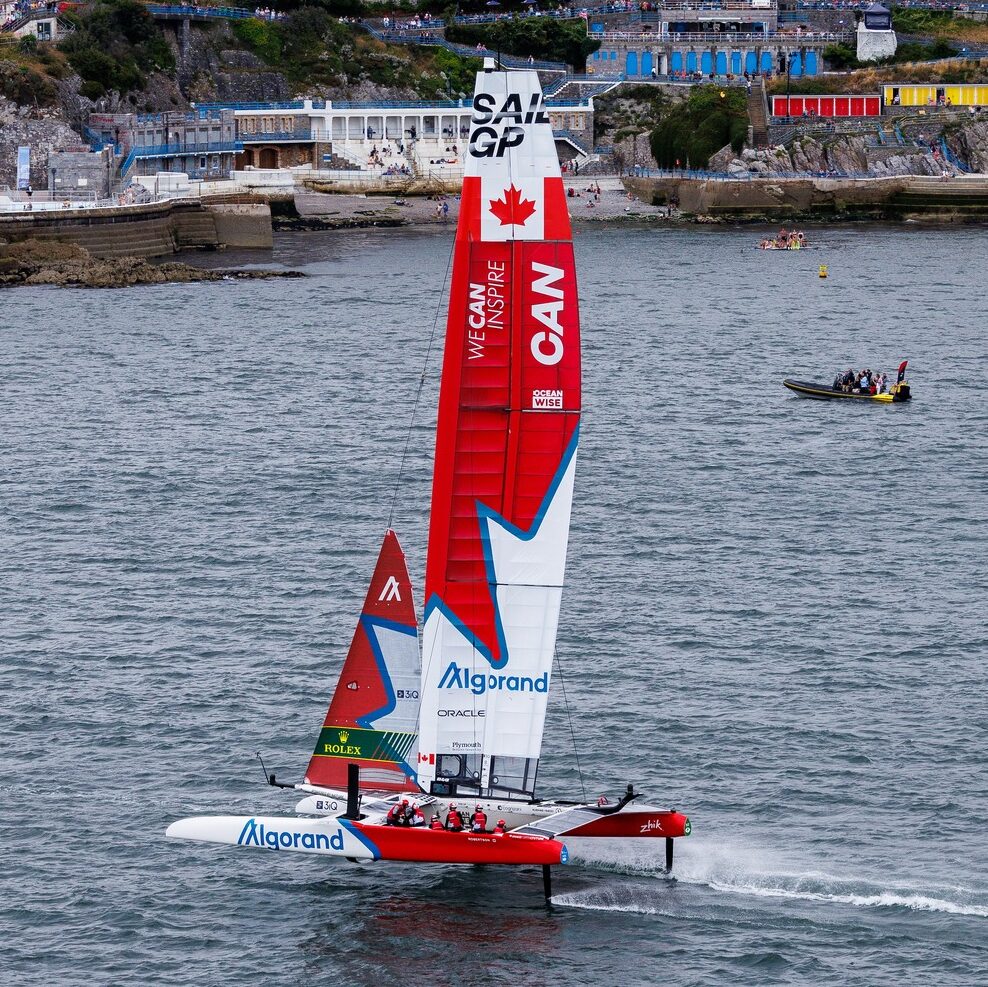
[556, 839, 988, 918]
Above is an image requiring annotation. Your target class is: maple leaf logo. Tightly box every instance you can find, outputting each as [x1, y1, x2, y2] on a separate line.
[489, 184, 537, 227]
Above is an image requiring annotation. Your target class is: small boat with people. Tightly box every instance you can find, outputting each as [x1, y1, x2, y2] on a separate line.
[759, 228, 807, 250]
[784, 360, 912, 402]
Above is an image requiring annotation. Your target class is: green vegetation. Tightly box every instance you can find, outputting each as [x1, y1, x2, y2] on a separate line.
[894, 37, 956, 62]
[649, 86, 748, 169]
[891, 8, 956, 34]
[231, 10, 479, 96]
[231, 17, 283, 63]
[60, 0, 174, 98]
[0, 59, 59, 106]
[822, 34, 956, 74]
[445, 17, 599, 69]
[822, 43, 862, 72]
[892, 8, 988, 44]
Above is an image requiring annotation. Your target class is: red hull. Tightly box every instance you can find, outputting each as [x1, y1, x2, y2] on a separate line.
[558, 811, 690, 840]
[354, 824, 567, 865]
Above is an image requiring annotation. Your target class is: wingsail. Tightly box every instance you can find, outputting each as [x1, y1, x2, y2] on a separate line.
[303, 530, 421, 793]
[417, 63, 582, 801]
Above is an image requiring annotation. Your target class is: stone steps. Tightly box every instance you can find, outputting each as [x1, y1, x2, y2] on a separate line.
[747, 79, 769, 148]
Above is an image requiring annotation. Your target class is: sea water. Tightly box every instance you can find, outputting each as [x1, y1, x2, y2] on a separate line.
[1, 225, 985, 986]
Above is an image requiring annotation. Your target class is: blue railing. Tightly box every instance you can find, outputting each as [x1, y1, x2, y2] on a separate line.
[332, 98, 465, 109]
[238, 129, 312, 142]
[630, 167, 883, 179]
[2, 5, 59, 32]
[120, 148, 137, 178]
[197, 97, 591, 113]
[83, 126, 120, 154]
[554, 128, 591, 154]
[134, 108, 229, 122]
[193, 100, 310, 111]
[939, 136, 969, 172]
[360, 24, 568, 72]
[144, 5, 279, 21]
[131, 140, 243, 157]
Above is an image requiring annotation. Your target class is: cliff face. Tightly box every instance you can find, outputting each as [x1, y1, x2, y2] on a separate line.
[946, 120, 988, 172]
[710, 120, 988, 177]
[713, 135, 956, 177]
[0, 96, 82, 190]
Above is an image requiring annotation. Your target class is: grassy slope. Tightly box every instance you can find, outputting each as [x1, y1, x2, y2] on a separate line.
[892, 9, 988, 46]
[230, 12, 479, 97]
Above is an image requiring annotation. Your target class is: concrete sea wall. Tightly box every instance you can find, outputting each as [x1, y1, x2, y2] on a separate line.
[0, 199, 272, 258]
[624, 175, 988, 221]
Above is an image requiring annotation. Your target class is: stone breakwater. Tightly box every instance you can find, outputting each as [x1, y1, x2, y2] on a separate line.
[624, 174, 988, 222]
[0, 200, 273, 259]
[0, 240, 304, 289]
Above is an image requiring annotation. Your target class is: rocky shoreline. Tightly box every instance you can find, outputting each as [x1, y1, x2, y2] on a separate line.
[0, 240, 305, 288]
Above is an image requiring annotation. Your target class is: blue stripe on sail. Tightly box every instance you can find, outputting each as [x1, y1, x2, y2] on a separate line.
[357, 615, 419, 784]
[423, 425, 580, 671]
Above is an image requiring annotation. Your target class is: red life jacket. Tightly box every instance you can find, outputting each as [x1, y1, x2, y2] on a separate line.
[492, 823, 506, 835]
[471, 811, 488, 831]
[429, 818, 444, 830]
[445, 810, 463, 830]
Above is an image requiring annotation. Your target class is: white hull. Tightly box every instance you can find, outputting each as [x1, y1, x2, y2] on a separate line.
[165, 814, 378, 860]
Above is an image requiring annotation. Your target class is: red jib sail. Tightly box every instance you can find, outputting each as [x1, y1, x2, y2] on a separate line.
[418, 62, 582, 800]
[304, 530, 420, 793]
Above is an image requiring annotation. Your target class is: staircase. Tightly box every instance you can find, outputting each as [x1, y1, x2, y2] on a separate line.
[886, 176, 988, 219]
[747, 79, 769, 148]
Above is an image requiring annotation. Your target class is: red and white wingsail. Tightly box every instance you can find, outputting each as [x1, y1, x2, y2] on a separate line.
[303, 530, 420, 793]
[417, 62, 581, 800]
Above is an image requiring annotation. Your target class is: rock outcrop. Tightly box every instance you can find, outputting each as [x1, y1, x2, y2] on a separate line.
[0, 239, 304, 288]
[946, 119, 988, 173]
[711, 134, 945, 177]
[710, 119, 988, 177]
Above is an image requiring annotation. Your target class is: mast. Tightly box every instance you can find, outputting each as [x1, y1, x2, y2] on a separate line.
[418, 61, 581, 801]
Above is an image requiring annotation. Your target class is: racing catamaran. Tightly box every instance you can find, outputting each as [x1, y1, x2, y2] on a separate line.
[166, 60, 690, 896]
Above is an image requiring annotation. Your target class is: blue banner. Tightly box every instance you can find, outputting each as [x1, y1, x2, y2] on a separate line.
[17, 146, 30, 190]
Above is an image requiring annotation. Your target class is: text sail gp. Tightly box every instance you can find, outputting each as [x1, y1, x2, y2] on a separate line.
[469, 90, 549, 157]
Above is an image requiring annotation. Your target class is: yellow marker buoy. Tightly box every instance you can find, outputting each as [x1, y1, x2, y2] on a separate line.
[819, 264, 828, 279]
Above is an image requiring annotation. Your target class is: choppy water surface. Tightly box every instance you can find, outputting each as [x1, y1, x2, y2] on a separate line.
[2, 224, 986, 986]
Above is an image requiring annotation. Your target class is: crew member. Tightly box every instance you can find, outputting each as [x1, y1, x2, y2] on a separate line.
[445, 802, 464, 831]
[409, 803, 426, 827]
[386, 799, 408, 826]
[470, 805, 488, 833]
[492, 819, 507, 835]
[429, 813, 444, 830]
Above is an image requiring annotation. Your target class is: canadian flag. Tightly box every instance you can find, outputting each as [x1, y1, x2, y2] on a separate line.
[418, 752, 435, 765]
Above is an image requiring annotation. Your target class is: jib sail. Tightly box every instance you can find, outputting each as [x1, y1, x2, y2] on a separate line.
[417, 62, 581, 801]
[304, 530, 420, 793]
